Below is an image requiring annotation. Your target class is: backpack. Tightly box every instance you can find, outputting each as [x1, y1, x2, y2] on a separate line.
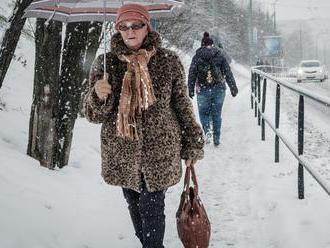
[196, 52, 223, 86]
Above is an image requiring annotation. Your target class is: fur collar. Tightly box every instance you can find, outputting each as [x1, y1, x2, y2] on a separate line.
[110, 31, 162, 56]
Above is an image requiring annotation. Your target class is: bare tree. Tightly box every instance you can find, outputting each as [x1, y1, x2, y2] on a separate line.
[27, 19, 103, 169]
[0, 0, 33, 89]
[79, 22, 103, 116]
[53, 22, 90, 168]
[27, 19, 62, 168]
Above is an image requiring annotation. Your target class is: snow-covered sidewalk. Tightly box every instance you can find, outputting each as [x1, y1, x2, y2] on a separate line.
[1, 46, 330, 247]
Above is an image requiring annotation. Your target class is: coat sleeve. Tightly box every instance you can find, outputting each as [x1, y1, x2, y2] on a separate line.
[171, 54, 204, 161]
[220, 56, 238, 93]
[187, 55, 198, 97]
[83, 54, 114, 124]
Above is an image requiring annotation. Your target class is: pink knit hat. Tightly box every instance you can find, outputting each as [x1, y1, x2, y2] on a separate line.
[115, 4, 152, 32]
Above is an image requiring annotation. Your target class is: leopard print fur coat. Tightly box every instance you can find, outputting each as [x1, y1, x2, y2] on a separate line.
[84, 31, 204, 192]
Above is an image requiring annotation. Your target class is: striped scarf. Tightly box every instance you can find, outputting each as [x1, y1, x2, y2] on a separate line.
[117, 48, 156, 140]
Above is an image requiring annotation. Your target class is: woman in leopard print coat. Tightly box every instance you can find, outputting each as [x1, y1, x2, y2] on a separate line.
[85, 28, 204, 192]
[84, 3, 204, 247]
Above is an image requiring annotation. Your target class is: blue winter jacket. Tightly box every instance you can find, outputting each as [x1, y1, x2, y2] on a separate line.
[188, 46, 237, 97]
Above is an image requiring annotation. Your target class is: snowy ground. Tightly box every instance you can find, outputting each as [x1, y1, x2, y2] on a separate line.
[1, 34, 330, 248]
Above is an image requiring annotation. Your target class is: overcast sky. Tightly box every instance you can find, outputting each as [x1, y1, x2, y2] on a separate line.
[253, 0, 330, 21]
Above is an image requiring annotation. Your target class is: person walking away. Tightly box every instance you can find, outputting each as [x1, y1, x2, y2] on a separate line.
[256, 57, 264, 66]
[83, 4, 204, 248]
[188, 32, 238, 147]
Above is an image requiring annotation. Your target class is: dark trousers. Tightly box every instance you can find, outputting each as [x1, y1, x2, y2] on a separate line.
[197, 85, 226, 145]
[122, 183, 166, 248]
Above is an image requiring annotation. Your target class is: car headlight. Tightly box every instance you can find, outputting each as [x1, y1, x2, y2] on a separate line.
[298, 69, 303, 74]
[319, 68, 323, 73]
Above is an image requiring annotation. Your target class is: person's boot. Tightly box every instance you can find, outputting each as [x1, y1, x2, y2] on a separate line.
[214, 137, 220, 147]
[205, 132, 212, 144]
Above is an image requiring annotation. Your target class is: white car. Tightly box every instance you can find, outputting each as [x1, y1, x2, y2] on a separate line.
[297, 60, 326, 83]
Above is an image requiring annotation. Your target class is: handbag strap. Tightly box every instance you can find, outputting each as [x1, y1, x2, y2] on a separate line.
[183, 165, 199, 195]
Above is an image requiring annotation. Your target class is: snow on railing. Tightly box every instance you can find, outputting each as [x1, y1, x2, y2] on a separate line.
[250, 67, 330, 199]
[254, 65, 298, 78]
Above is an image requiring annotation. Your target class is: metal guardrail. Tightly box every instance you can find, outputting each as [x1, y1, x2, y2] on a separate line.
[254, 65, 298, 78]
[251, 67, 330, 199]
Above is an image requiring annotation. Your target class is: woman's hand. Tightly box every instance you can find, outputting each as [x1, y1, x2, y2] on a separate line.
[94, 73, 111, 101]
[185, 159, 195, 167]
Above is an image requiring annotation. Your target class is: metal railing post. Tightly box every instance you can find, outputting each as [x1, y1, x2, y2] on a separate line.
[254, 74, 258, 118]
[251, 72, 254, 109]
[257, 75, 261, 125]
[250, 67, 330, 198]
[298, 95, 305, 199]
[261, 78, 267, 140]
[275, 84, 280, 163]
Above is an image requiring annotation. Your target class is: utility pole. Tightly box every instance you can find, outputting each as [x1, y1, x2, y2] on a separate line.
[212, 0, 217, 32]
[248, 0, 253, 65]
[299, 24, 303, 61]
[272, 0, 279, 34]
[323, 41, 326, 65]
[316, 31, 330, 66]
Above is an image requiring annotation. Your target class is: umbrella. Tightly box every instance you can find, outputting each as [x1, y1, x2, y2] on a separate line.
[23, 0, 185, 78]
[23, 0, 185, 22]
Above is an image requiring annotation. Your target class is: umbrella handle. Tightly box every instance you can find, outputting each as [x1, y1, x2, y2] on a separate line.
[102, 72, 109, 106]
[44, 0, 60, 27]
[103, 0, 107, 79]
[103, 26, 106, 78]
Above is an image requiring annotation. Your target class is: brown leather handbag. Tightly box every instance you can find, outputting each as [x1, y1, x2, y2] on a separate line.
[176, 165, 211, 248]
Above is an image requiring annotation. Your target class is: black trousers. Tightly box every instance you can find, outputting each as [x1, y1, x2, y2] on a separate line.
[122, 182, 166, 248]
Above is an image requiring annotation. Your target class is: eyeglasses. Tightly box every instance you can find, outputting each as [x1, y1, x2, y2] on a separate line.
[118, 22, 146, 32]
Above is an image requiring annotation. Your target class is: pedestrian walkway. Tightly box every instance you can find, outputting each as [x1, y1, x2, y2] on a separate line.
[1, 62, 330, 248]
[163, 64, 330, 248]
